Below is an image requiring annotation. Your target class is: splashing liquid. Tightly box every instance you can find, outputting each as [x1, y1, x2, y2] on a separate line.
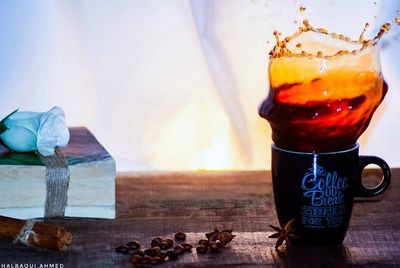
[259, 20, 391, 152]
[395, 16, 400, 25]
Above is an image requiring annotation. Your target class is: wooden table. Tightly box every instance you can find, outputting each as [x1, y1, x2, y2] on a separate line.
[0, 170, 399, 267]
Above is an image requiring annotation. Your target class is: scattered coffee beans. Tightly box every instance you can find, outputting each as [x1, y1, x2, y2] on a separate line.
[116, 228, 235, 265]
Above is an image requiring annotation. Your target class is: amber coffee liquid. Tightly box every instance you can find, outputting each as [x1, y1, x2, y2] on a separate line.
[259, 21, 390, 152]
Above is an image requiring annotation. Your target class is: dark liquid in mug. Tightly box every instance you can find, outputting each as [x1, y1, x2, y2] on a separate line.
[259, 79, 388, 152]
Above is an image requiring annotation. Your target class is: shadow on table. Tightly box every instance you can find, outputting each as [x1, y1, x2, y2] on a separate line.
[272, 246, 351, 267]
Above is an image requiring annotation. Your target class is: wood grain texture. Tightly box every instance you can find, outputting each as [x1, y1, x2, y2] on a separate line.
[0, 170, 398, 267]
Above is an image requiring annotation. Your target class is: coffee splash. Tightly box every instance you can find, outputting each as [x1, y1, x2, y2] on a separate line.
[259, 19, 394, 152]
[269, 20, 391, 59]
[395, 16, 400, 25]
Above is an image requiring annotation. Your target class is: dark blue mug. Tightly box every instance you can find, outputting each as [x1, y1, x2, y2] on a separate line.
[271, 143, 391, 246]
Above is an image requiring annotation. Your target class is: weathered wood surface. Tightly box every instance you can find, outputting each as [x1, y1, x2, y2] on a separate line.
[0, 170, 399, 267]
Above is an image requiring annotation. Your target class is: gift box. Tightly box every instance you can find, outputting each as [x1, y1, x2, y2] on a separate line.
[0, 127, 115, 219]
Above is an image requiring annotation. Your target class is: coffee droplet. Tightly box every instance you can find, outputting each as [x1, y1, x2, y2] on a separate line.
[299, 6, 306, 12]
[394, 16, 400, 25]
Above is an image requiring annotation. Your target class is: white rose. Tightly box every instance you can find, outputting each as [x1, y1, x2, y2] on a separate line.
[0, 106, 70, 156]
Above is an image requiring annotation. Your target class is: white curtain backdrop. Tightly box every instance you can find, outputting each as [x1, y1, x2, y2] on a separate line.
[0, 0, 399, 171]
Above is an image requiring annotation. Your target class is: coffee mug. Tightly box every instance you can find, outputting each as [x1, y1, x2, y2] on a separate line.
[271, 143, 391, 246]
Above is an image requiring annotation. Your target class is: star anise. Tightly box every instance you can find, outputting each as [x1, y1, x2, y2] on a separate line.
[268, 218, 299, 249]
[205, 228, 235, 246]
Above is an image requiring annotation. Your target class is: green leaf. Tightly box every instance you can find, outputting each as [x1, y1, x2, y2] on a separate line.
[0, 108, 18, 136]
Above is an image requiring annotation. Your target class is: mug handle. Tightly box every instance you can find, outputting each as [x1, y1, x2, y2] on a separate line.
[356, 156, 391, 197]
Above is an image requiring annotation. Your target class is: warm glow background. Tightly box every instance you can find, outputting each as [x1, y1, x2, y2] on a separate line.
[0, 0, 399, 171]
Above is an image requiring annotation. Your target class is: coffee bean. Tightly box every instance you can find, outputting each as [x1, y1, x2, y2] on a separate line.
[196, 245, 207, 254]
[151, 237, 163, 248]
[142, 256, 152, 264]
[126, 240, 141, 250]
[166, 250, 179, 260]
[129, 254, 143, 264]
[144, 246, 161, 257]
[160, 241, 170, 250]
[198, 239, 209, 246]
[164, 238, 174, 247]
[173, 245, 184, 255]
[181, 243, 193, 251]
[156, 252, 167, 261]
[131, 250, 145, 257]
[115, 245, 130, 254]
[151, 256, 162, 264]
[174, 232, 186, 241]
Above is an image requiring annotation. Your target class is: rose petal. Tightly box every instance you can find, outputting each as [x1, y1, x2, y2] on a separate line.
[36, 106, 70, 156]
[1, 126, 38, 152]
